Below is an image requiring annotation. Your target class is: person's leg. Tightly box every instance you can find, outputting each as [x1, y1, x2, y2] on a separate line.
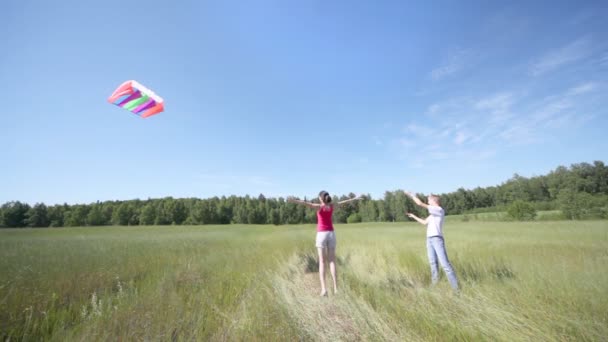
[327, 247, 338, 294]
[317, 247, 327, 296]
[426, 237, 439, 285]
[430, 237, 459, 290]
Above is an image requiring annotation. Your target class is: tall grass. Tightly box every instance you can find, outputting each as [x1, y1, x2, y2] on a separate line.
[1, 221, 607, 341]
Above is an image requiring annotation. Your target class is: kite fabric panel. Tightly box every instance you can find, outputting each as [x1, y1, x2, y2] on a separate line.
[108, 80, 164, 118]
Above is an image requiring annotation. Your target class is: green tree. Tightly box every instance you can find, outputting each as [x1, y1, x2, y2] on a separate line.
[449, 188, 475, 213]
[128, 205, 140, 225]
[112, 202, 132, 225]
[233, 202, 248, 224]
[471, 187, 496, 208]
[47, 205, 66, 227]
[557, 189, 595, 220]
[527, 177, 551, 202]
[169, 200, 188, 225]
[591, 161, 608, 194]
[377, 200, 387, 222]
[302, 199, 317, 224]
[280, 201, 301, 224]
[1, 201, 31, 228]
[546, 166, 575, 200]
[269, 208, 281, 225]
[506, 200, 536, 221]
[217, 197, 232, 224]
[101, 202, 115, 225]
[347, 213, 362, 223]
[246, 199, 266, 224]
[155, 199, 173, 225]
[360, 197, 378, 222]
[139, 203, 156, 225]
[383, 191, 402, 221]
[189, 200, 219, 224]
[64, 205, 89, 227]
[86, 204, 106, 226]
[26, 203, 50, 227]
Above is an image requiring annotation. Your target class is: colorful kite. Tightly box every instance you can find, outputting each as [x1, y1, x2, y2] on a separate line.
[108, 80, 164, 118]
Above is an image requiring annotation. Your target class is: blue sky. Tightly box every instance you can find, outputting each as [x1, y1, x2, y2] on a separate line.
[1, 1, 607, 205]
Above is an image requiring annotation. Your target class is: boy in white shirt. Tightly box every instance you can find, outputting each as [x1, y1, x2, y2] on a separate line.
[405, 191, 459, 291]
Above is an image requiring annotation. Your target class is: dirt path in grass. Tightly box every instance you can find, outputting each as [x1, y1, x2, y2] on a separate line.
[272, 253, 411, 342]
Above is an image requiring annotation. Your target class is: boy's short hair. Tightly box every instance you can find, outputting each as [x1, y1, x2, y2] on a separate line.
[429, 194, 441, 205]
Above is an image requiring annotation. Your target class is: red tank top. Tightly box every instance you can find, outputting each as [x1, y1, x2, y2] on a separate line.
[317, 205, 334, 232]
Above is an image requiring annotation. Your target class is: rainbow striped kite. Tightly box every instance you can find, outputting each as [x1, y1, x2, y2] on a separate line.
[108, 80, 164, 118]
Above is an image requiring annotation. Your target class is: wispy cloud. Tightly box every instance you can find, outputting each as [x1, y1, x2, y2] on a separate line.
[393, 81, 600, 167]
[566, 82, 597, 95]
[531, 99, 572, 122]
[474, 92, 515, 123]
[498, 122, 538, 145]
[404, 123, 436, 138]
[454, 131, 469, 145]
[397, 138, 416, 148]
[430, 48, 474, 81]
[529, 37, 592, 76]
[601, 52, 608, 66]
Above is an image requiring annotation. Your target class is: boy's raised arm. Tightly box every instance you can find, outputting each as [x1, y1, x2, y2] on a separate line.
[405, 191, 429, 209]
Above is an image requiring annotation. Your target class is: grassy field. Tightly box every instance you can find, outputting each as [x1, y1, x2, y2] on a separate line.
[1, 221, 607, 341]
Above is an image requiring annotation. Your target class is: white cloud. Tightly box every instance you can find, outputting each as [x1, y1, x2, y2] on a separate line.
[601, 52, 608, 66]
[532, 99, 572, 122]
[397, 138, 416, 147]
[474, 92, 513, 111]
[430, 48, 473, 81]
[404, 123, 435, 138]
[425, 97, 474, 122]
[425, 143, 443, 152]
[428, 151, 449, 160]
[529, 37, 592, 76]
[454, 131, 468, 145]
[427, 103, 441, 115]
[544, 113, 574, 129]
[566, 82, 597, 96]
[392, 69, 604, 173]
[498, 122, 538, 145]
[474, 92, 515, 123]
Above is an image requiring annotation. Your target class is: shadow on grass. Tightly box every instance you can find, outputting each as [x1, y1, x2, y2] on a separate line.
[298, 252, 350, 273]
[384, 275, 416, 290]
[457, 259, 516, 283]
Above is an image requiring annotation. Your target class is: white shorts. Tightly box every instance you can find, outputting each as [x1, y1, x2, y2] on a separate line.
[316, 231, 337, 249]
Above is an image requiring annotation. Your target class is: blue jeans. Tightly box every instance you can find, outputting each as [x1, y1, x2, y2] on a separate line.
[427, 236, 459, 290]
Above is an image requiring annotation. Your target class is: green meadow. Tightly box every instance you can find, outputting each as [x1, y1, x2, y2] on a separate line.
[1, 221, 607, 341]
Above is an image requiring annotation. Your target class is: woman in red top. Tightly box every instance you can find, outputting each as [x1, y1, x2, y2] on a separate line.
[288, 191, 363, 296]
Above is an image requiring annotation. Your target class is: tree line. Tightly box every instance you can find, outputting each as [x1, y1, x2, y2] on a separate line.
[1, 161, 607, 228]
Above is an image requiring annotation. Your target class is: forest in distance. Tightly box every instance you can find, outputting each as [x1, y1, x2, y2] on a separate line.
[2, 161, 607, 228]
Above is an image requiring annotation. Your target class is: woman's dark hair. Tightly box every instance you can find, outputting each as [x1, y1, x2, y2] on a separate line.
[319, 190, 332, 204]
